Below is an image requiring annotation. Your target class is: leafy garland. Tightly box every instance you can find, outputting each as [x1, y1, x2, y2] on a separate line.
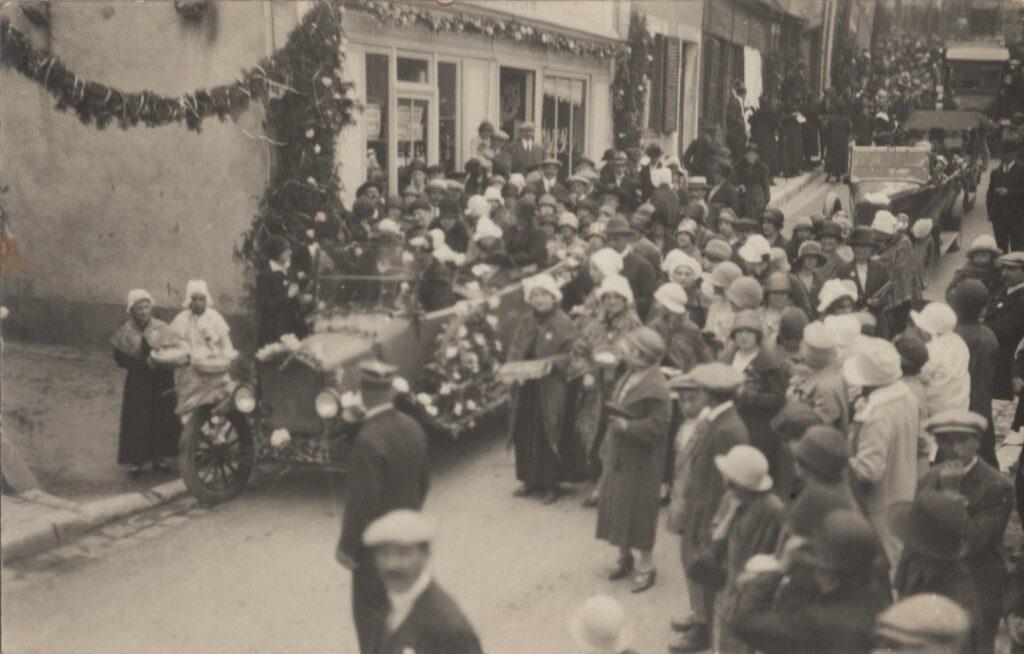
[343, 0, 625, 60]
[611, 10, 654, 150]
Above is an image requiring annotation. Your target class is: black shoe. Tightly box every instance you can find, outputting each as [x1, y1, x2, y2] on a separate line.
[540, 489, 559, 505]
[127, 466, 143, 479]
[631, 568, 657, 593]
[670, 616, 699, 633]
[668, 625, 710, 653]
[581, 495, 599, 508]
[608, 557, 634, 581]
[152, 460, 172, 473]
[513, 485, 533, 497]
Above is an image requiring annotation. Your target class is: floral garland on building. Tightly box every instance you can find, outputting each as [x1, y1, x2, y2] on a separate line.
[0, 2, 354, 271]
[611, 10, 654, 150]
[343, 0, 625, 59]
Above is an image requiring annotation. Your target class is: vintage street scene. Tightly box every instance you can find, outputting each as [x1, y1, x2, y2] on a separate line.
[2, 0, 1024, 652]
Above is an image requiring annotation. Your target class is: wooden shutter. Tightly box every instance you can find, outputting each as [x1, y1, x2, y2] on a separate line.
[649, 35, 665, 131]
[661, 37, 682, 133]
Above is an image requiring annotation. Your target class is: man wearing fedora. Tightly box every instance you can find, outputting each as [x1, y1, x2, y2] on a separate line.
[889, 491, 982, 645]
[951, 280, 1001, 466]
[669, 363, 748, 654]
[706, 160, 741, 220]
[683, 122, 728, 179]
[509, 121, 545, 173]
[917, 410, 1013, 654]
[843, 338, 920, 574]
[539, 156, 568, 196]
[838, 226, 887, 313]
[603, 151, 640, 214]
[336, 360, 430, 654]
[363, 510, 482, 654]
[730, 509, 890, 654]
[605, 216, 657, 320]
[986, 145, 1024, 253]
[709, 445, 786, 654]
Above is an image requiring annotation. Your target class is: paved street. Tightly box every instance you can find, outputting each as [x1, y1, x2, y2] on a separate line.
[0, 169, 1011, 654]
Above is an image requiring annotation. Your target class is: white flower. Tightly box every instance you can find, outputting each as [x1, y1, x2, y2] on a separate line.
[440, 383, 453, 395]
[305, 229, 315, 239]
[392, 377, 410, 394]
[340, 391, 364, 409]
[466, 281, 481, 292]
[426, 405, 438, 416]
[495, 342, 503, 352]
[321, 76, 333, 87]
[305, 128, 316, 139]
[314, 144, 321, 154]
[416, 393, 434, 406]
[473, 333, 486, 346]
[270, 429, 292, 449]
[453, 372, 461, 381]
[458, 326, 468, 338]
[453, 402, 464, 416]
[487, 296, 500, 310]
[446, 346, 458, 359]
[307, 176, 317, 186]
[466, 399, 477, 411]
[486, 315, 498, 327]
[402, 251, 415, 265]
[315, 211, 327, 222]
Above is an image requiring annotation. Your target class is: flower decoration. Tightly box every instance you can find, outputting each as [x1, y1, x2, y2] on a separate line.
[610, 10, 654, 150]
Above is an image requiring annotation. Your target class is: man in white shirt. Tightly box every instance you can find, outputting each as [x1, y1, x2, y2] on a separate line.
[363, 510, 482, 654]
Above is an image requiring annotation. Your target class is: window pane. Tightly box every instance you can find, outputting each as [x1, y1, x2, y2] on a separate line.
[541, 76, 586, 176]
[365, 54, 389, 185]
[572, 80, 586, 173]
[397, 98, 429, 176]
[397, 57, 429, 84]
[438, 62, 457, 172]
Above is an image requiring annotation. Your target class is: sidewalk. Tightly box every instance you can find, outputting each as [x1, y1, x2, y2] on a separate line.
[767, 167, 824, 210]
[2, 341, 189, 562]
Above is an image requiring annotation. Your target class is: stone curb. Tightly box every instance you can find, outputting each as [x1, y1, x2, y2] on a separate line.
[2, 479, 188, 563]
[769, 170, 825, 210]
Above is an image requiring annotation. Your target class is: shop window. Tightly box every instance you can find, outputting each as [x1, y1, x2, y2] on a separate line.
[397, 57, 429, 84]
[542, 75, 586, 175]
[365, 53, 389, 186]
[438, 62, 458, 172]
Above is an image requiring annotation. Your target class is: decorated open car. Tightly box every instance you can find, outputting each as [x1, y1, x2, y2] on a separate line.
[176, 253, 575, 504]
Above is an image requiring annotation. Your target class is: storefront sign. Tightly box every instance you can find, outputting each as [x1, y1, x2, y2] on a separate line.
[364, 104, 382, 138]
[397, 103, 424, 142]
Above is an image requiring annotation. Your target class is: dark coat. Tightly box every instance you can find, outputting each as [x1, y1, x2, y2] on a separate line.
[707, 181, 741, 218]
[683, 136, 726, 178]
[726, 94, 748, 159]
[596, 365, 672, 550]
[724, 348, 789, 478]
[893, 553, 980, 639]
[731, 571, 889, 654]
[735, 159, 772, 220]
[836, 260, 887, 309]
[650, 184, 681, 229]
[955, 320, 1000, 423]
[823, 114, 852, 178]
[428, 218, 471, 254]
[645, 310, 710, 373]
[919, 460, 1013, 638]
[852, 114, 874, 147]
[985, 284, 1024, 400]
[677, 404, 750, 553]
[504, 223, 549, 269]
[339, 408, 430, 561]
[986, 159, 1024, 225]
[377, 581, 483, 654]
[417, 257, 456, 312]
[256, 266, 307, 347]
[621, 251, 658, 321]
[508, 138, 545, 173]
[507, 308, 578, 456]
[111, 319, 179, 466]
[945, 263, 1003, 303]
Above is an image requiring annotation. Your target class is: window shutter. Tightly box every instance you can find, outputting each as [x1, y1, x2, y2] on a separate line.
[648, 34, 665, 132]
[661, 37, 682, 133]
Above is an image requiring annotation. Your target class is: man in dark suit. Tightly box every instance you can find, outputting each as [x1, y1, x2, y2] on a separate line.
[837, 227, 887, 310]
[255, 235, 308, 347]
[918, 410, 1013, 654]
[669, 363, 749, 653]
[363, 510, 482, 654]
[336, 360, 430, 654]
[508, 121, 545, 173]
[639, 142, 662, 201]
[706, 160, 741, 219]
[985, 252, 1024, 404]
[683, 122, 728, 179]
[538, 157, 569, 196]
[605, 216, 657, 320]
[986, 147, 1024, 253]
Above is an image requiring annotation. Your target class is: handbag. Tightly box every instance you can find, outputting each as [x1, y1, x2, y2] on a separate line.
[685, 538, 727, 590]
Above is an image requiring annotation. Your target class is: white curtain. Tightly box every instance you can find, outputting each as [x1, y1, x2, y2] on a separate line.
[743, 47, 763, 110]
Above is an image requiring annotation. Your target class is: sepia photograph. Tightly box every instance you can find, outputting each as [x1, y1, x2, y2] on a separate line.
[2, 0, 1024, 652]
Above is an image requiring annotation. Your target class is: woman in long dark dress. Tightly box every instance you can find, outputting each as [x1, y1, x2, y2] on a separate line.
[750, 97, 780, 179]
[596, 326, 672, 593]
[111, 289, 179, 477]
[507, 273, 579, 504]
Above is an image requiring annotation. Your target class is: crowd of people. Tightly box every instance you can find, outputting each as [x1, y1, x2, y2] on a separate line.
[109, 31, 1024, 652]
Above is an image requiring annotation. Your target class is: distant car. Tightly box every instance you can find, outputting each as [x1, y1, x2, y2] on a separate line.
[176, 260, 571, 504]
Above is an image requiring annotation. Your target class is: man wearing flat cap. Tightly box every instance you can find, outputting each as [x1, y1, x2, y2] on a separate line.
[872, 594, 970, 654]
[362, 510, 482, 654]
[509, 121, 545, 173]
[917, 410, 1013, 654]
[337, 360, 430, 654]
[668, 363, 749, 653]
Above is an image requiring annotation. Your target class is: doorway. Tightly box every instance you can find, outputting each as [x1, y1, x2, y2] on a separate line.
[499, 67, 535, 138]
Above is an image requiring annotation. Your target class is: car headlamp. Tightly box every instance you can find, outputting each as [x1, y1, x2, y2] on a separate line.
[315, 389, 341, 419]
[232, 384, 257, 414]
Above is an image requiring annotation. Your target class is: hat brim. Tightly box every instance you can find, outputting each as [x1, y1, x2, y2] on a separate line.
[714, 455, 773, 492]
[887, 502, 960, 561]
[568, 610, 632, 654]
[842, 354, 898, 388]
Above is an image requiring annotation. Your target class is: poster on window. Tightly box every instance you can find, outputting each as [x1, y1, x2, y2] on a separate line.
[397, 104, 424, 142]
[364, 104, 382, 139]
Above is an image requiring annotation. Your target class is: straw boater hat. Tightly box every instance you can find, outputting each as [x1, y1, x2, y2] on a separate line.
[363, 509, 434, 548]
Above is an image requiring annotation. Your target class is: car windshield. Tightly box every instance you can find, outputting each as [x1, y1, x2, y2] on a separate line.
[948, 63, 1003, 92]
[317, 241, 419, 315]
[850, 147, 932, 185]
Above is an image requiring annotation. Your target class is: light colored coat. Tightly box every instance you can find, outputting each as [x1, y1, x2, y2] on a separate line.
[920, 332, 971, 416]
[847, 380, 920, 573]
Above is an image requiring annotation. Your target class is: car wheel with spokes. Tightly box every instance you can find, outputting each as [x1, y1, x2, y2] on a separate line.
[179, 405, 255, 504]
